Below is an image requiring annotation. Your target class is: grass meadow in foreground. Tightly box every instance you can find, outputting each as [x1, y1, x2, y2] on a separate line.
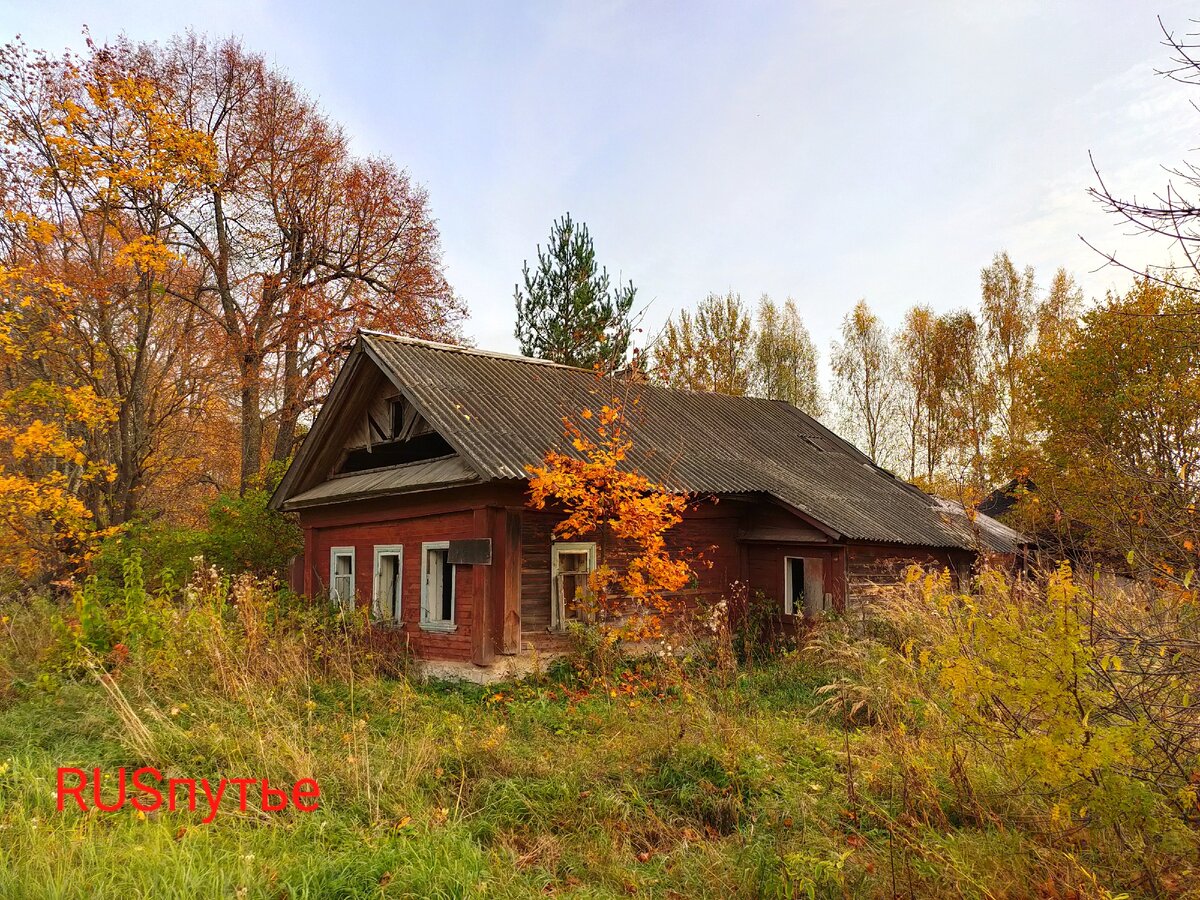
[0, 658, 1162, 900]
[0, 561, 1195, 898]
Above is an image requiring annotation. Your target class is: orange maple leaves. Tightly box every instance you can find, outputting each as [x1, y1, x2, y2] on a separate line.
[526, 398, 693, 641]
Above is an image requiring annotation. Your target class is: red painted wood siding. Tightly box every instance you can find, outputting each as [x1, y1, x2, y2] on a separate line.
[309, 509, 477, 662]
[519, 502, 741, 651]
[294, 483, 980, 665]
[743, 543, 845, 620]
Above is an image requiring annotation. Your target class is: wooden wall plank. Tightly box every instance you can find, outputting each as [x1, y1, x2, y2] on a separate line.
[470, 508, 494, 666]
[498, 509, 522, 654]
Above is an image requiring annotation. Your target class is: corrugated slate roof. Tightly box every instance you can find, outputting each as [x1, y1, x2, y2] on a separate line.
[350, 332, 1024, 553]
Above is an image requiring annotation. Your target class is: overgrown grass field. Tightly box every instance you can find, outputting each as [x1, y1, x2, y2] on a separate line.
[0, 659, 1114, 899]
[0, 561, 1196, 898]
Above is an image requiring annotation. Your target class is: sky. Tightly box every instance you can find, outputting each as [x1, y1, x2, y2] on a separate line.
[2, 0, 1196, 364]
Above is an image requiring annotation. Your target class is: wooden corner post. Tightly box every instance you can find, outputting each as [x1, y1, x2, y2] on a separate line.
[470, 507, 496, 667]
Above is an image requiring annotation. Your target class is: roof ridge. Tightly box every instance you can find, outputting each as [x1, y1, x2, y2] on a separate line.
[359, 329, 591, 372]
[362, 332, 826, 407]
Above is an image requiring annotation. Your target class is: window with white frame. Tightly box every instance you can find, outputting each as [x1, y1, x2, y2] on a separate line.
[420, 542, 456, 629]
[373, 545, 403, 623]
[784, 556, 828, 617]
[551, 542, 597, 631]
[330, 547, 355, 609]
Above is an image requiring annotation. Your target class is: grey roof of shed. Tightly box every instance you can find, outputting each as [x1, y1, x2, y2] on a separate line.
[296, 332, 1023, 553]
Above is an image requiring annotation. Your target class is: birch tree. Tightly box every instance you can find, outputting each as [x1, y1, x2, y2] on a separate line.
[831, 300, 896, 464]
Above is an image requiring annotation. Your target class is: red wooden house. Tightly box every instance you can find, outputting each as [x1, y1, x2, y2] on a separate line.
[269, 332, 1024, 674]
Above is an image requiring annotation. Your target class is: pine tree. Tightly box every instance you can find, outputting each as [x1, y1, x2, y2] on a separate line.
[514, 214, 636, 370]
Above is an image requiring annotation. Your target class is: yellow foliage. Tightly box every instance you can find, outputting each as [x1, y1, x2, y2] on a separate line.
[890, 563, 1185, 829]
[526, 398, 693, 641]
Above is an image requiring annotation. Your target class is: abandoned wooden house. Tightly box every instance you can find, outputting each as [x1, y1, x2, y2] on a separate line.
[269, 331, 1025, 674]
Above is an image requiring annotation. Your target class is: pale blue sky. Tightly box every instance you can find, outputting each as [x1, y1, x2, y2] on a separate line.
[2, 1, 1194, 361]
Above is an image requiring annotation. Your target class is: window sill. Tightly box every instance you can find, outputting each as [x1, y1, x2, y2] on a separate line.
[546, 622, 591, 634]
[419, 622, 458, 634]
[372, 620, 404, 629]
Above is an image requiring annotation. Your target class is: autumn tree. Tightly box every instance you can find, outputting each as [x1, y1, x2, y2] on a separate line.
[751, 295, 821, 415]
[830, 299, 896, 464]
[1035, 267, 1083, 359]
[525, 398, 693, 641]
[979, 252, 1037, 466]
[894, 307, 959, 482]
[514, 213, 635, 371]
[0, 262, 120, 584]
[0, 37, 226, 531]
[652, 291, 754, 395]
[926, 310, 989, 488]
[104, 34, 464, 491]
[1032, 277, 1200, 567]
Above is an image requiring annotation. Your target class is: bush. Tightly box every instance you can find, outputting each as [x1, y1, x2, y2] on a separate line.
[806, 562, 1200, 883]
[734, 588, 797, 665]
[43, 551, 408, 693]
[91, 486, 301, 591]
[201, 487, 302, 577]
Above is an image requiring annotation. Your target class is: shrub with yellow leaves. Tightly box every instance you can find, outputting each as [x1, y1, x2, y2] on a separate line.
[526, 397, 693, 642]
[811, 560, 1200, 876]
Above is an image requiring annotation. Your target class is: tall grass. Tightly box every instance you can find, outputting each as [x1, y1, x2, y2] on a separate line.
[0, 558, 1196, 897]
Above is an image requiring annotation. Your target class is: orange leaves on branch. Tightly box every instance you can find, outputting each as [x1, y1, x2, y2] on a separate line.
[0, 373, 118, 581]
[526, 398, 693, 641]
[43, 71, 217, 195]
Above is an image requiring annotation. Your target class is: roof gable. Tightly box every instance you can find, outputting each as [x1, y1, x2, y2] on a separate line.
[269, 342, 484, 510]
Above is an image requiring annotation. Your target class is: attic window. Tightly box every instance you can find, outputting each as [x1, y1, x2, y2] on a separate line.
[802, 436, 825, 452]
[390, 399, 405, 440]
[338, 431, 455, 474]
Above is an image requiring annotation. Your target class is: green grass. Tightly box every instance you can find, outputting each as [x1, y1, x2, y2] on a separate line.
[0, 654, 1173, 898]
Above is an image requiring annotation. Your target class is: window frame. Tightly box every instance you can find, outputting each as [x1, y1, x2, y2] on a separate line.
[420, 541, 457, 632]
[784, 555, 829, 618]
[550, 541, 597, 632]
[330, 546, 356, 610]
[372, 545, 404, 625]
[783, 556, 803, 617]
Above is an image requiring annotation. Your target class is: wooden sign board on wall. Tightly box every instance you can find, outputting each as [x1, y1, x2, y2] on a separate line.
[448, 539, 492, 565]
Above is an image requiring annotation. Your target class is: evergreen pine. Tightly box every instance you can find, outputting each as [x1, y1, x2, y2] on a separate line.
[514, 214, 636, 370]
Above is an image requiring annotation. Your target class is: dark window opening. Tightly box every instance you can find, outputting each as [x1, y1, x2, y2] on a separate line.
[787, 557, 805, 615]
[339, 431, 454, 474]
[440, 556, 454, 621]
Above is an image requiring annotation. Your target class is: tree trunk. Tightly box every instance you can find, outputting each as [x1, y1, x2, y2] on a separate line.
[240, 352, 264, 492]
[272, 337, 302, 464]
